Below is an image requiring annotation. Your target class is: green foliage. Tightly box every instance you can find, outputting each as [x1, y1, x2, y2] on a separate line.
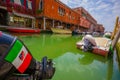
[36, 9, 42, 14]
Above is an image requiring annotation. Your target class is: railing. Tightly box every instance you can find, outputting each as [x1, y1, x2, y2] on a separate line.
[0, 1, 34, 16]
[13, 3, 34, 15]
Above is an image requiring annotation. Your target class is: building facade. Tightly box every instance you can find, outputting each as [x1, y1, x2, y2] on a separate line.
[96, 24, 105, 33]
[0, 0, 36, 28]
[74, 7, 98, 32]
[0, 0, 104, 32]
[35, 0, 80, 30]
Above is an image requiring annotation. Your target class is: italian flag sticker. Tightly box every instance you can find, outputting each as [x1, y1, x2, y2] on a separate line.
[5, 40, 32, 73]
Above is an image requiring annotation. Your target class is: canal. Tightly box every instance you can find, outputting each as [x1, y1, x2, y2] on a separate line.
[12, 33, 120, 80]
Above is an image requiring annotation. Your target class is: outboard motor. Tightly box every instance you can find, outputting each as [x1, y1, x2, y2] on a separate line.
[83, 35, 96, 52]
[0, 31, 55, 80]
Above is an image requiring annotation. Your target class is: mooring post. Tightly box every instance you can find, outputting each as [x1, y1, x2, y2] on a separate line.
[111, 28, 120, 50]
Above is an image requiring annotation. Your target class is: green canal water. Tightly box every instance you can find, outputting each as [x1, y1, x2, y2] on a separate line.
[13, 33, 120, 80]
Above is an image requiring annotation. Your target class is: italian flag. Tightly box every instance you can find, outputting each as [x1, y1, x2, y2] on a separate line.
[5, 40, 32, 73]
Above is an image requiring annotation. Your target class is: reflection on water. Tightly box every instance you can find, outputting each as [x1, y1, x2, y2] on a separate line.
[53, 52, 113, 80]
[13, 33, 120, 80]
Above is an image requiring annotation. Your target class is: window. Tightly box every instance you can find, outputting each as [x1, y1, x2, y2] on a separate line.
[58, 6, 65, 16]
[82, 12, 86, 18]
[58, 7, 60, 14]
[39, 0, 43, 10]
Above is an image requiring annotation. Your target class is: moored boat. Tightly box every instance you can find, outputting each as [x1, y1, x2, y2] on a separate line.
[6, 27, 40, 33]
[92, 37, 111, 56]
[51, 27, 72, 34]
[77, 17, 120, 57]
[76, 35, 111, 57]
[103, 32, 112, 38]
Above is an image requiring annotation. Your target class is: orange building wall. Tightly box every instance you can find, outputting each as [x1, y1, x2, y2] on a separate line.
[74, 7, 98, 29]
[74, 8, 91, 28]
[80, 17, 91, 28]
[36, 0, 79, 25]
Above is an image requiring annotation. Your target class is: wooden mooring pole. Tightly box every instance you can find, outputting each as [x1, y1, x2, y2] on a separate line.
[110, 17, 120, 69]
[111, 28, 120, 50]
[111, 16, 120, 50]
[108, 17, 120, 57]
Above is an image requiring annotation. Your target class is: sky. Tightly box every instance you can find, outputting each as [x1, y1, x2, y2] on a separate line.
[60, 0, 120, 32]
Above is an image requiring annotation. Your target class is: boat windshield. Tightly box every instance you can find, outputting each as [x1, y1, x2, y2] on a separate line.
[0, 31, 15, 56]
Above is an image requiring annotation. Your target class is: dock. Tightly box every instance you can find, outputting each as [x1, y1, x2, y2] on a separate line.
[0, 25, 7, 31]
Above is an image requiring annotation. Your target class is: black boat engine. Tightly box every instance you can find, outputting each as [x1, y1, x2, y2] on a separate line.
[0, 31, 55, 80]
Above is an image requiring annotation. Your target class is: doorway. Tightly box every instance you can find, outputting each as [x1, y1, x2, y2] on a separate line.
[0, 8, 8, 25]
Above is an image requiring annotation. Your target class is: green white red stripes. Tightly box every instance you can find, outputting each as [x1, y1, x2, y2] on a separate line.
[5, 40, 32, 73]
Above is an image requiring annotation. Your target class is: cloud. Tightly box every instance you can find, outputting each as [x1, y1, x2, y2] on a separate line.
[60, 0, 120, 31]
[96, 3, 110, 10]
[112, 1, 120, 16]
[96, 0, 102, 5]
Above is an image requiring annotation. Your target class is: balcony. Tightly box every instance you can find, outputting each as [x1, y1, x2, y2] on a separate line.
[0, 1, 34, 16]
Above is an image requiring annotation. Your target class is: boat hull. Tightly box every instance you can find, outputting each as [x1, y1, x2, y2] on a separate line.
[51, 28, 72, 34]
[7, 27, 40, 33]
[92, 47, 109, 56]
